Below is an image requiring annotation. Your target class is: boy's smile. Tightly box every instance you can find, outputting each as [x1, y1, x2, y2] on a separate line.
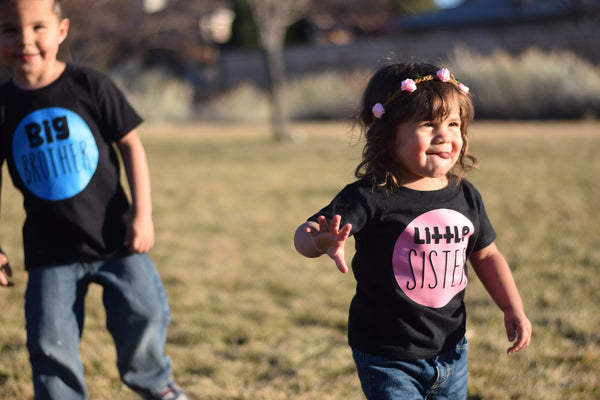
[17, 51, 41, 64]
[0, 0, 69, 89]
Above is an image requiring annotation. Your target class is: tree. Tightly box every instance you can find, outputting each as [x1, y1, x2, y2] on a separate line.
[247, 0, 310, 142]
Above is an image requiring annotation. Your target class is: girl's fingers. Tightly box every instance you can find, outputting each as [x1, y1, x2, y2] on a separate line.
[506, 320, 531, 354]
[339, 223, 352, 240]
[317, 216, 330, 233]
[304, 225, 316, 236]
[334, 253, 349, 274]
[329, 215, 342, 232]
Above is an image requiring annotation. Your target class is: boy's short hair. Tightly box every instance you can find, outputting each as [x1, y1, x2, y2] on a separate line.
[0, 0, 65, 19]
[52, 0, 64, 18]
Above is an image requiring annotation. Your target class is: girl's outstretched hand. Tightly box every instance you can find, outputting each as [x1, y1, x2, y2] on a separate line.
[305, 215, 352, 273]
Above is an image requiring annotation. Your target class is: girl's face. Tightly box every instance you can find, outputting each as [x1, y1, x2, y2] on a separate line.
[0, 0, 69, 88]
[391, 98, 463, 190]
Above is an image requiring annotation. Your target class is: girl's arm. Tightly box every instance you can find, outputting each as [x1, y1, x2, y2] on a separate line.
[294, 215, 352, 273]
[470, 242, 532, 354]
[116, 129, 154, 254]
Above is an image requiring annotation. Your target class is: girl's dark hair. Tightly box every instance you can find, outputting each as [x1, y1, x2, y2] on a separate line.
[355, 62, 477, 190]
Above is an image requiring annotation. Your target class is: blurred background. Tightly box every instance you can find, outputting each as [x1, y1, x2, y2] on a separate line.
[2, 2, 600, 398]
[1, 0, 599, 124]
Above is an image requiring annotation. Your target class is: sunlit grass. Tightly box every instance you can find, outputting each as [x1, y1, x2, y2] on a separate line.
[1, 121, 599, 399]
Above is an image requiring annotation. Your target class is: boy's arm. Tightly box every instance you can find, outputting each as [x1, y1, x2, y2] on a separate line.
[470, 242, 532, 354]
[0, 249, 12, 287]
[116, 129, 154, 254]
[0, 172, 13, 286]
[294, 215, 352, 273]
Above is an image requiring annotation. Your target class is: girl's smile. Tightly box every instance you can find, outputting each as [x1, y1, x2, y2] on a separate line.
[426, 148, 456, 159]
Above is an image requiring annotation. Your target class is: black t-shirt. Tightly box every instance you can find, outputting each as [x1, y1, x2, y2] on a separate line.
[308, 177, 496, 360]
[0, 64, 142, 268]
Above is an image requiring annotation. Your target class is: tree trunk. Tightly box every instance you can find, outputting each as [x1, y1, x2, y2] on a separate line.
[247, 0, 310, 142]
[263, 44, 292, 142]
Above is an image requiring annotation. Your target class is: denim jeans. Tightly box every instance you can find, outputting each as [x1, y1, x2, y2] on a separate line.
[352, 337, 469, 400]
[25, 253, 174, 400]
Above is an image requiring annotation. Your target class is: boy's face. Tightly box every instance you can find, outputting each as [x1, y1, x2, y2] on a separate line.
[0, 0, 69, 85]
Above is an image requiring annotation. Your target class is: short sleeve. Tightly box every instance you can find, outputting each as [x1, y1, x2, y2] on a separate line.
[308, 182, 369, 236]
[468, 182, 497, 251]
[85, 67, 142, 142]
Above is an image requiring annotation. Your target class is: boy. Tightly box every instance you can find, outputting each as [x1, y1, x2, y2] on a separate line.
[0, 0, 188, 399]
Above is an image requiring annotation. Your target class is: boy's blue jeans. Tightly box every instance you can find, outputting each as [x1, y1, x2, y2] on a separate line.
[352, 337, 469, 400]
[25, 253, 174, 400]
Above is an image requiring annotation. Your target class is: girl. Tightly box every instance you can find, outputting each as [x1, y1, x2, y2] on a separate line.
[294, 62, 531, 399]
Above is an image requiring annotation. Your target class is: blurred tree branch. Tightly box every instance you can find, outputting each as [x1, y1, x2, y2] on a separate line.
[247, 0, 310, 142]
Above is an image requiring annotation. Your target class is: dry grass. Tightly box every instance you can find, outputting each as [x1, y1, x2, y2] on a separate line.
[1, 121, 599, 399]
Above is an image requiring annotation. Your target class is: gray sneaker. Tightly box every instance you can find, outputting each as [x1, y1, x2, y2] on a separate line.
[144, 382, 189, 400]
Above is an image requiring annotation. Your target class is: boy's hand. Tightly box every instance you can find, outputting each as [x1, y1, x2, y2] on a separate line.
[124, 214, 155, 254]
[0, 252, 13, 287]
[504, 307, 532, 354]
[305, 215, 352, 273]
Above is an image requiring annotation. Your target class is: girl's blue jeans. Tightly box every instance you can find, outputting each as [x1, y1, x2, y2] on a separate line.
[25, 253, 174, 400]
[352, 337, 469, 400]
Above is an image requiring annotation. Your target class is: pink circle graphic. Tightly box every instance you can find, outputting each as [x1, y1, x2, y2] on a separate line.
[392, 209, 474, 308]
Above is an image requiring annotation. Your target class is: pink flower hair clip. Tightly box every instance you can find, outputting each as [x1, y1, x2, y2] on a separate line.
[370, 68, 469, 120]
[437, 68, 451, 82]
[400, 79, 418, 93]
[372, 103, 385, 119]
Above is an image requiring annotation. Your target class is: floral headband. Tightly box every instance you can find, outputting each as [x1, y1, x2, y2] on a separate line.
[371, 68, 469, 120]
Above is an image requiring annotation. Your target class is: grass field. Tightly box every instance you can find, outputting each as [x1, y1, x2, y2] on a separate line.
[1, 120, 599, 399]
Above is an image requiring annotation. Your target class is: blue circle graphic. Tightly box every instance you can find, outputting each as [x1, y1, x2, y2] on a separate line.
[12, 107, 99, 201]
